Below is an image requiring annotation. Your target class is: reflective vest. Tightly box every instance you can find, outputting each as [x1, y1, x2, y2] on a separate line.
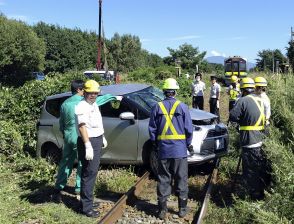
[239, 95, 265, 131]
[229, 89, 239, 101]
[229, 83, 240, 101]
[157, 100, 186, 140]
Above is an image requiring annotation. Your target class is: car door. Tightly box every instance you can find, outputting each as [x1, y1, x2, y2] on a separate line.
[99, 99, 139, 163]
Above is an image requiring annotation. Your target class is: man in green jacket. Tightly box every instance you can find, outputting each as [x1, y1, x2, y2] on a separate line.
[53, 79, 117, 202]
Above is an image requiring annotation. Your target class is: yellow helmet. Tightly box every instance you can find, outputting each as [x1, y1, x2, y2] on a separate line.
[231, 75, 238, 83]
[162, 78, 179, 90]
[84, 80, 100, 92]
[254, 77, 267, 87]
[240, 77, 255, 89]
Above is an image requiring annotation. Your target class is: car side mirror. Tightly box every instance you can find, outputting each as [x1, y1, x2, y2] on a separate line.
[119, 112, 135, 124]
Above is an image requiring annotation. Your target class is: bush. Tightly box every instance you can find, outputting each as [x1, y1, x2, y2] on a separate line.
[0, 120, 24, 156]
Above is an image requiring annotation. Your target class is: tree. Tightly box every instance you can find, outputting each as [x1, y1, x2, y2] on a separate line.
[107, 33, 146, 72]
[0, 15, 45, 86]
[256, 49, 287, 72]
[165, 43, 206, 71]
[33, 22, 97, 73]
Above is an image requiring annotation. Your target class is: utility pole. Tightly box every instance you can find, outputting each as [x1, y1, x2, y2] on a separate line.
[96, 0, 102, 71]
[272, 51, 275, 74]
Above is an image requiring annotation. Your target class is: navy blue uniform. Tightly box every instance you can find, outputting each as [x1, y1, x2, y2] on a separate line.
[149, 97, 193, 204]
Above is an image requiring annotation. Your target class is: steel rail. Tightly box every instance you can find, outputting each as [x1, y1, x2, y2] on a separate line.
[192, 159, 220, 224]
[98, 171, 150, 224]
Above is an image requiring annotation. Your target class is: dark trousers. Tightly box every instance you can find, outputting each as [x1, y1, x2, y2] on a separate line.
[157, 158, 188, 203]
[209, 98, 220, 121]
[242, 146, 272, 198]
[192, 96, 204, 110]
[229, 100, 236, 111]
[77, 136, 102, 213]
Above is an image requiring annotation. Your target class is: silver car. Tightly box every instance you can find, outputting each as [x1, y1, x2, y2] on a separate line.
[37, 83, 229, 174]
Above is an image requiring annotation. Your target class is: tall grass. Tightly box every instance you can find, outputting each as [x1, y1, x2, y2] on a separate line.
[204, 73, 294, 223]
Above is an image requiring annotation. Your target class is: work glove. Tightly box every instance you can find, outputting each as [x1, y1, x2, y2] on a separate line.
[102, 135, 108, 149]
[116, 96, 123, 101]
[85, 142, 94, 160]
[188, 144, 194, 153]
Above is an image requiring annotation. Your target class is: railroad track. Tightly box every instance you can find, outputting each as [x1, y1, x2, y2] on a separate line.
[97, 159, 220, 224]
[192, 158, 220, 224]
[98, 171, 150, 224]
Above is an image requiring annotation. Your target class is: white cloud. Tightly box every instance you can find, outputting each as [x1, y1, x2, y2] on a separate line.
[167, 35, 201, 41]
[141, 38, 152, 43]
[211, 50, 226, 57]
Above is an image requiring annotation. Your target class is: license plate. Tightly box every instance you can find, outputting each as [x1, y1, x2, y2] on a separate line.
[215, 138, 224, 150]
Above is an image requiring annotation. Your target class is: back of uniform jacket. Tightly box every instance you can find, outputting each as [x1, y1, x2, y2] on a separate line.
[229, 94, 264, 146]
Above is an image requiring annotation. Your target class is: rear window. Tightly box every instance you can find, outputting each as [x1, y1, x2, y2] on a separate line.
[45, 96, 69, 118]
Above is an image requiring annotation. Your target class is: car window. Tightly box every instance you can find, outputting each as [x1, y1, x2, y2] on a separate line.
[45, 96, 69, 118]
[100, 99, 138, 118]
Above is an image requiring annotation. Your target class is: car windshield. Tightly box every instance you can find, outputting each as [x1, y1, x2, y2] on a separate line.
[125, 86, 164, 113]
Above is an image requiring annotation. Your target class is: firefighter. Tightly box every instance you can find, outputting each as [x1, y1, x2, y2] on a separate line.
[149, 78, 193, 219]
[191, 72, 206, 110]
[52, 80, 117, 204]
[254, 77, 271, 126]
[209, 76, 221, 121]
[229, 77, 268, 200]
[227, 75, 240, 111]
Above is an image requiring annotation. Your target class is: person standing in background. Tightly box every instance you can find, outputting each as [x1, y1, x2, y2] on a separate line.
[227, 75, 240, 112]
[191, 73, 206, 110]
[209, 76, 221, 121]
[254, 77, 271, 126]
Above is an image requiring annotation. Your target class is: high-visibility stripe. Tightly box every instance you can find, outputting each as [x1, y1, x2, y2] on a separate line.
[157, 135, 186, 140]
[239, 126, 264, 131]
[239, 95, 265, 131]
[157, 100, 186, 140]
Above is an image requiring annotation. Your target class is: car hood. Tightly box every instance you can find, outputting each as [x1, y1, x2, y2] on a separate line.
[189, 108, 218, 121]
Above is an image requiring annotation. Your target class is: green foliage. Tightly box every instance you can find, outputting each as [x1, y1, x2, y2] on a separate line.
[164, 43, 206, 71]
[12, 153, 57, 185]
[0, 120, 24, 156]
[107, 33, 147, 72]
[33, 22, 97, 74]
[256, 49, 287, 72]
[0, 15, 46, 86]
[95, 167, 137, 196]
[0, 71, 86, 150]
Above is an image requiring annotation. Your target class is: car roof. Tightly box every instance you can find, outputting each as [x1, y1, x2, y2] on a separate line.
[101, 83, 150, 95]
[189, 108, 218, 120]
[45, 83, 151, 100]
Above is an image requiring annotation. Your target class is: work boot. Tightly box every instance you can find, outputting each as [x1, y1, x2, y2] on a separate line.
[158, 201, 167, 220]
[178, 198, 189, 218]
[52, 189, 62, 203]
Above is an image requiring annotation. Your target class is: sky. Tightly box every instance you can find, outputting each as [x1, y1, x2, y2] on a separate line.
[1, 0, 294, 63]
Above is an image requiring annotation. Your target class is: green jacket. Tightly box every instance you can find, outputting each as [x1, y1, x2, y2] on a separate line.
[59, 93, 116, 145]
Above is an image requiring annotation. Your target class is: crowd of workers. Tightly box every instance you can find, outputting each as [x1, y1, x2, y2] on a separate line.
[51, 73, 272, 220]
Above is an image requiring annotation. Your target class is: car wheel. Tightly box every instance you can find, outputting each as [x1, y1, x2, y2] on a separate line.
[45, 145, 62, 164]
[149, 149, 159, 177]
